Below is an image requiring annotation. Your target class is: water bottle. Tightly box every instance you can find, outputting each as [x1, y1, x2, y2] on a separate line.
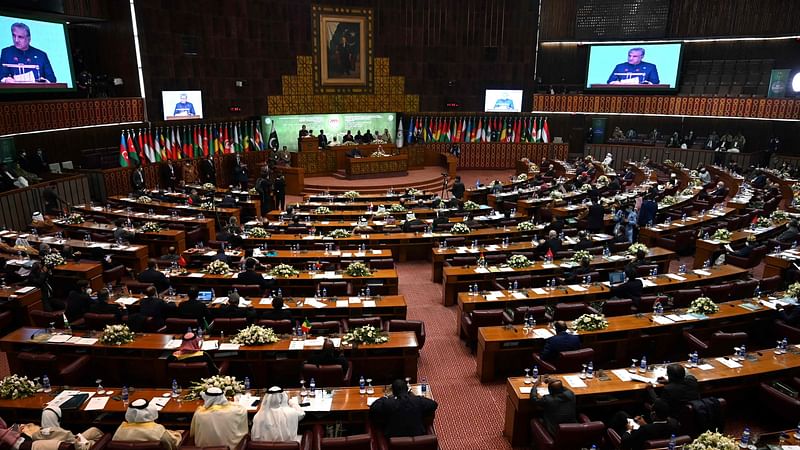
[512, 280, 519, 291]
[740, 344, 746, 359]
[586, 275, 592, 285]
[782, 337, 789, 353]
[550, 278, 556, 289]
[652, 267, 658, 277]
[171, 379, 178, 398]
[63, 314, 71, 334]
[668, 434, 677, 450]
[244, 377, 251, 392]
[691, 351, 699, 367]
[587, 361, 594, 378]
[197, 328, 204, 346]
[366, 287, 371, 297]
[532, 365, 539, 381]
[603, 246, 610, 258]
[754, 284, 761, 299]
[468, 284, 475, 296]
[640, 355, 647, 371]
[740, 427, 751, 447]
[315, 288, 321, 299]
[682, 213, 687, 222]
[679, 264, 686, 274]
[775, 245, 782, 255]
[309, 378, 316, 397]
[122, 385, 129, 405]
[322, 288, 327, 298]
[359, 376, 366, 394]
[42, 374, 51, 393]
[654, 301, 663, 315]
[420, 376, 428, 395]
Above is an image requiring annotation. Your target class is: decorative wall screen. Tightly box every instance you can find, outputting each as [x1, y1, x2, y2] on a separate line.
[576, 0, 669, 40]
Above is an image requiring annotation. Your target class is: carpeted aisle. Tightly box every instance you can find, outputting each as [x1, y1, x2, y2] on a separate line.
[397, 261, 515, 450]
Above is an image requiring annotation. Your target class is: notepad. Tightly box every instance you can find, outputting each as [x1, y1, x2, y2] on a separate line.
[201, 340, 219, 351]
[188, 273, 205, 278]
[77, 338, 98, 346]
[363, 300, 377, 308]
[568, 285, 587, 292]
[512, 292, 528, 299]
[532, 288, 548, 295]
[474, 268, 490, 274]
[612, 369, 632, 382]
[652, 315, 674, 325]
[518, 386, 532, 394]
[715, 357, 742, 369]
[48, 334, 72, 343]
[533, 329, 554, 339]
[15, 286, 35, 294]
[149, 397, 170, 411]
[84, 396, 109, 411]
[336, 300, 348, 307]
[218, 343, 240, 351]
[665, 274, 686, 281]
[563, 375, 587, 388]
[693, 269, 711, 276]
[348, 297, 361, 304]
[164, 339, 181, 349]
[288, 341, 304, 350]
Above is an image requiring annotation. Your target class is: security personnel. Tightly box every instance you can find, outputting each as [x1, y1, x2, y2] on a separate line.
[0, 22, 56, 83]
[606, 47, 659, 85]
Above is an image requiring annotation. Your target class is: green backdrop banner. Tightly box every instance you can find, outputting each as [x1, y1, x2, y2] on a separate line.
[261, 113, 397, 151]
[768, 69, 791, 98]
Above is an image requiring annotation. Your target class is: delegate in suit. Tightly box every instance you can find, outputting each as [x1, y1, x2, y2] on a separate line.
[607, 47, 659, 85]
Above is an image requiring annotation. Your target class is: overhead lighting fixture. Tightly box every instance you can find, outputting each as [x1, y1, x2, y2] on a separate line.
[791, 72, 800, 94]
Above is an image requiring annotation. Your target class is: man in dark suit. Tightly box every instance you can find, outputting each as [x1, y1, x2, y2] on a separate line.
[88, 289, 124, 321]
[778, 304, 800, 327]
[725, 235, 755, 258]
[540, 321, 580, 361]
[777, 220, 799, 243]
[619, 400, 680, 450]
[236, 258, 273, 293]
[274, 175, 286, 211]
[161, 161, 178, 191]
[530, 380, 577, 435]
[450, 175, 465, 200]
[176, 286, 210, 326]
[584, 198, 606, 233]
[318, 130, 329, 149]
[708, 181, 729, 199]
[131, 165, 145, 194]
[647, 363, 699, 418]
[138, 286, 176, 329]
[369, 378, 438, 438]
[536, 230, 562, 257]
[65, 280, 92, 322]
[263, 296, 293, 321]
[137, 259, 171, 292]
[401, 214, 425, 232]
[201, 157, 216, 185]
[113, 219, 135, 242]
[637, 195, 657, 227]
[610, 266, 643, 307]
[574, 231, 594, 251]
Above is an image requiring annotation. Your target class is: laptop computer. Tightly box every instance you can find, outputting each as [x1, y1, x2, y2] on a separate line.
[608, 271, 625, 284]
[197, 290, 214, 302]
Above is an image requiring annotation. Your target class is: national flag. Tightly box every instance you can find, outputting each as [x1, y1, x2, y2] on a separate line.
[464, 118, 472, 143]
[157, 129, 166, 161]
[531, 117, 538, 143]
[499, 118, 507, 142]
[144, 129, 155, 163]
[243, 123, 251, 152]
[424, 117, 432, 142]
[182, 127, 191, 158]
[133, 129, 143, 164]
[165, 128, 173, 160]
[406, 117, 415, 144]
[212, 125, 221, 155]
[536, 117, 543, 142]
[301, 318, 312, 334]
[266, 122, 277, 151]
[194, 126, 203, 158]
[203, 126, 210, 157]
[119, 132, 130, 167]
[486, 117, 493, 143]
[178, 255, 187, 267]
[431, 117, 439, 142]
[396, 118, 404, 148]
[460, 118, 467, 143]
[223, 124, 232, 154]
[515, 118, 522, 143]
[752, 215, 759, 225]
[545, 247, 553, 259]
[255, 122, 266, 151]
[542, 117, 550, 143]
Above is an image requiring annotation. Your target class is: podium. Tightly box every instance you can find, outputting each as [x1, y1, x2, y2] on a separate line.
[298, 137, 318, 152]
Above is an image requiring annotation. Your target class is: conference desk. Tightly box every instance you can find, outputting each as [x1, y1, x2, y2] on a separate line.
[693, 220, 788, 269]
[181, 246, 394, 268]
[444, 247, 678, 307]
[0, 286, 42, 327]
[54, 220, 187, 261]
[294, 198, 438, 212]
[456, 264, 748, 334]
[267, 206, 459, 222]
[72, 204, 217, 242]
[476, 297, 783, 382]
[762, 251, 798, 278]
[638, 207, 736, 246]
[305, 192, 435, 203]
[345, 154, 408, 178]
[503, 346, 800, 446]
[705, 164, 744, 196]
[0, 328, 419, 387]
[516, 191, 585, 217]
[1, 256, 104, 291]
[108, 196, 240, 227]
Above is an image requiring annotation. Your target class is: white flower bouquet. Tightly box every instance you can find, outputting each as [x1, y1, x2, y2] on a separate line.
[663, 159, 674, 165]
[200, 202, 215, 211]
[99, 324, 135, 345]
[690, 170, 699, 178]
[687, 296, 719, 315]
[674, 162, 685, 169]
[342, 325, 389, 345]
[328, 228, 352, 238]
[43, 252, 66, 268]
[231, 325, 279, 346]
[270, 263, 299, 277]
[202, 183, 216, 191]
[345, 261, 372, 277]
[579, 184, 591, 192]
[659, 196, 678, 206]
[516, 173, 528, 182]
[406, 188, 423, 196]
[684, 430, 737, 450]
[136, 196, 152, 204]
[463, 201, 480, 210]
[755, 216, 772, 228]
[786, 282, 800, 298]
[712, 229, 732, 241]
[517, 221, 537, 231]
[388, 204, 406, 213]
[792, 183, 800, 193]
[186, 375, 244, 401]
[451, 223, 471, 234]
[205, 260, 232, 275]
[595, 175, 609, 187]
[370, 151, 389, 158]
[247, 188, 258, 195]
[506, 254, 533, 268]
[139, 222, 163, 233]
[63, 213, 85, 225]
[572, 314, 608, 331]
[314, 206, 331, 214]
[0, 374, 37, 399]
[770, 210, 789, 223]
[527, 163, 539, 173]
[247, 227, 269, 238]
[550, 191, 564, 200]
[681, 188, 695, 196]
[571, 250, 592, 264]
[343, 190, 360, 199]
[628, 243, 648, 255]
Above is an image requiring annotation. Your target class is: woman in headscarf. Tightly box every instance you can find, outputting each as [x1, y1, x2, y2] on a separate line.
[112, 399, 182, 450]
[189, 387, 248, 450]
[250, 386, 305, 443]
[166, 332, 219, 375]
[21, 406, 103, 450]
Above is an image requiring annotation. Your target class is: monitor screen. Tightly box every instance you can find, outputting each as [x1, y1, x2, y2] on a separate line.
[585, 42, 682, 91]
[484, 90, 523, 112]
[608, 271, 625, 284]
[0, 14, 74, 91]
[197, 290, 213, 302]
[162, 90, 203, 121]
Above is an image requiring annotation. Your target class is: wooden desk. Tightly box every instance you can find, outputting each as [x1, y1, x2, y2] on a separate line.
[55, 220, 187, 262]
[109, 195, 240, 226]
[444, 248, 677, 307]
[306, 193, 434, 203]
[0, 328, 418, 387]
[345, 154, 408, 178]
[705, 165, 744, 196]
[638, 207, 735, 246]
[73, 204, 217, 242]
[0, 286, 42, 327]
[762, 252, 796, 278]
[182, 247, 393, 268]
[504, 348, 800, 446]
[693, 221, 787, 269]
[157, 189, 261, 220]
[477, 298, 776, 382]
[2, 257, 104, 291]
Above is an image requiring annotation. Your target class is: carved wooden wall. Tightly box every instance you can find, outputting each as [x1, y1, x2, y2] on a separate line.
[0, 98, 144, 135]
[418, 143, 568, 169]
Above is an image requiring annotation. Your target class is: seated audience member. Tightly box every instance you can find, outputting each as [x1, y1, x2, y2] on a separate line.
[250, 386, 305, 443]
[305, 338, 348, 373]
[162, 246, 180, 263]
[540, 321, 580, 361]
[112, 399, 182, 450]
[574, 231, 594, 250]
[724, 234, 755, 258]
[537, 230, 562, 256]
[619, 399, 679, 450]
[175, 287, 210, 325]
[565, 258, 592, 283]
[610, 266, 643, 307]
[168, 332, 219, 375]
[113, 219, 135, 242]
[88, 289, 124, 321]
[777, 220, 800, 243]
[369, 378, 438, 438]
[138, 286, 176, 329]
[65, 280, 92, 322]
[211, 291, 254, 322]
[263, 296, 292, 321]
[60, 244, 82, 262]
[189, 387, 248, 450]
[646, 363, 699, 417]
[530, 380, 577, 435]
[27, 262, 58, 311]
[211, 246, 232, 265]
[138, 259, 171, 292]
[777, 304, 800, 327]
[236, 257, 272, 292]
[23, 405, 104, 450]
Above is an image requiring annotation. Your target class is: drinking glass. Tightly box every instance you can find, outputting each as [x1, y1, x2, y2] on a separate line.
[95, 379, 105, 395]
[629, 359, 638, 373]
[524, 368, 531, 384]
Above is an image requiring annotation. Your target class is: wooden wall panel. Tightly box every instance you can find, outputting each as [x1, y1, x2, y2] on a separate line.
[0, 98, 144, 135]
[586, 144, 756, 173]
[0, 175, 91, 230]
[420, 142, 568, 169]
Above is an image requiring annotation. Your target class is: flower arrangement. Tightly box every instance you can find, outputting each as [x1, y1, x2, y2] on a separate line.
[314, 206, 331, 214]
[99, 324, 135, 345]
[202, 183, 216, 191]
[63, 213, 85, 225]
[687, 296, 719, 315]
[659, 196, 678, 206]
[517, 221, 537, 231]
[684, 431, 737, 450]
[628, 243, 648, 255]
[247, 227, 269, 238]
[550, 191, 564, 200]
[792, 183, 800, 193]
[663, 159, 673, 165]
[230, 325, 279, 346]
[345, 261, 372, 277]
[342, 325, 389, 345]
[270, 263, 299, 277]
[43, 252, 66, 268]
[506, 254, 533, 268]
[0, 375, 37, 400]
[186, 375, 245, 401]
[136, 196, 152, 204]
[572, 314, 608, 331]
[527, 162, 539, 173]
[328, 228, 351, 238]
[674, 162, 685, 169]
[247, 188, 258, 195]
[407, 188, 423, 196]
[579, 184, 591, 193]
[139, 222, 163, 233]
[200, 202, 215, 210]
[388, 204, 406, 213]
[370, 151, 389, 158]
[516, 173, 528, 182]
[571, 250, 592, 264]
[595, 175, 609, 187]
[712, 229, 732, 241]
[343, 190, 360, 199]
[770, 210, 789, 223]
[755, 216, 772, 228]
[463, 201, 480, 210]
[451, 223, 471, 234]
[690, 170, 699, 178]
[786, 282, 800, 298]
[681, 188, 695, 196]
[205, 260, 232, 275]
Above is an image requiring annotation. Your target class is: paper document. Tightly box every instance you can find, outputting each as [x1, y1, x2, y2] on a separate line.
[201, 340, 219, 351]
[533, 329, 554, 339]
[288, 341, 304, 350]
[363, 300, 376, 307]
[693, 270, 711, 276]
[651, 316, 674, 325]
[165, 339, 181, 349]
[219, 343, 241, 351]
[115, 297, 138, 306]
[715, 357, 742, 369]
[531, 288, 548, 295]
[518, 386, 532, 394]
[563, 375, 587, 388]
[77, 338, 98, 346]
[336, 300, 348, 307]
[48, 334, 73, 343]
[665, 274, 686, 281]
[149, 397, 170, 410]
[85, 396, 109, 411]
[568, 285, 587, 292]
[612, 369, 632, 382]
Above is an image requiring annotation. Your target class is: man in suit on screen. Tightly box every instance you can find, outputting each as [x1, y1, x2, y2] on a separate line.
[607, 47, 659, 85]
[0, 22, 56, 83]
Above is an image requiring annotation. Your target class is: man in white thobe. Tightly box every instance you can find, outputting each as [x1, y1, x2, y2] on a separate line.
[22, 405, 103, 450]
[189, 387, 248, 450]
[250, 386, 306, 443]
[112, 399, 182, 450]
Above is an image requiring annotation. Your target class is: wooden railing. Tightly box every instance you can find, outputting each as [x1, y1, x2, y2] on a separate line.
[0, 98, 144, 135]
[0, 174, 91, 230]
[585, 144, 756, 172]
[415, 142, 568, 169]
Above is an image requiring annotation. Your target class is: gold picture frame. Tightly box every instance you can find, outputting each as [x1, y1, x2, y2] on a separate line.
[312, 5, 374, 94]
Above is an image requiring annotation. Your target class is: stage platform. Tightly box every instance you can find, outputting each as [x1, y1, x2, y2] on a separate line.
[303, 166, 447, 195]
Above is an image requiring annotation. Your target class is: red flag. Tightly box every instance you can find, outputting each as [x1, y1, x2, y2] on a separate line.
[203, 126, 210, 157]
[545, 248, 554, 259]
[178, 255, 187, 267]
[752, 215, 759, 224]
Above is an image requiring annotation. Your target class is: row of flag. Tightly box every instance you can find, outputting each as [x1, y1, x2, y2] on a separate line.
[405, 116, 551, 144]
[119, 121, 276, 167]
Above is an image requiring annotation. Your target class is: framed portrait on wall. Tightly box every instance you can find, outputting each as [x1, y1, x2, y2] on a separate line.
[312, 5, 374, 94]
